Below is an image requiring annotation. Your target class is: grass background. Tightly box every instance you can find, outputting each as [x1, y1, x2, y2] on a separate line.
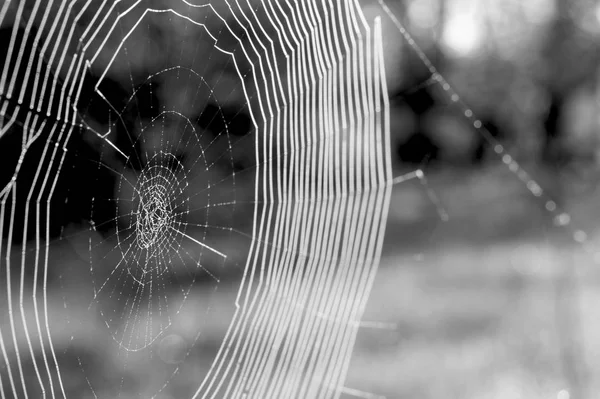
[345, 163, 600, 399]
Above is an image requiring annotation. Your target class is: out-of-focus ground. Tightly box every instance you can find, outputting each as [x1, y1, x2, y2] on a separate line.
[346, 163, 600, 399]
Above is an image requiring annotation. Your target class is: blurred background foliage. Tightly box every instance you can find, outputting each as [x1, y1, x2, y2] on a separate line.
[376, 0, 599, 171]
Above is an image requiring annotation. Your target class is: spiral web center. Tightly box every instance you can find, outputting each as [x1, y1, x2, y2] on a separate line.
[136, 184, 171, 250]
[129, 153, 189, 269]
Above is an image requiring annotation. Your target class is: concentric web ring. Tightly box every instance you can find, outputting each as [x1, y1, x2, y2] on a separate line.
[0, 0, 593, 398]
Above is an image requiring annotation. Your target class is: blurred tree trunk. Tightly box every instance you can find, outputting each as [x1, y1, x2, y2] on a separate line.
[540, 1, 571, 166]
[541, 0, 600, 165]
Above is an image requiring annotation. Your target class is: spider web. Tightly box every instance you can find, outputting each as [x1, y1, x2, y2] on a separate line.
[0, 0, 591, 398]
